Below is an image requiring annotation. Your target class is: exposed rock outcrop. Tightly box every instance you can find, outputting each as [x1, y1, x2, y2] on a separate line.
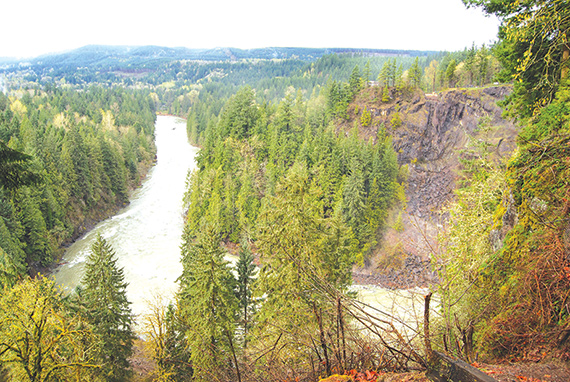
[349, 86, 519, 287]
[388, 86, 517, 220]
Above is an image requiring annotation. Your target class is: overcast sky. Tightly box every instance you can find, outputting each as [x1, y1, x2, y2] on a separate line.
[1, 0, 500, 58]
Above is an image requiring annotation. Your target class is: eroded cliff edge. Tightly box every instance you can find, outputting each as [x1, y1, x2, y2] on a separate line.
[348, 86, 518, 287]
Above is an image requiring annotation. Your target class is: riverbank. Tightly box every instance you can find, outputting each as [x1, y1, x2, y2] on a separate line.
[52, 116, 198, 319]
[38, 153, 156, 277]
[352, 254, 436, 289]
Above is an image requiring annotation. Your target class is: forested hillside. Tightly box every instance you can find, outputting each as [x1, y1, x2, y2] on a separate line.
[169, 43, 509, 381]
[2, 1, 569, 377]
[434, 0, 570, 365]
[0, 43, 510, 380]
[0, 87, 156, 276]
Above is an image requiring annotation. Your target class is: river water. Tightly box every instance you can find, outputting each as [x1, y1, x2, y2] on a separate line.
[54, 116, 198, 318]
[53, 115, 428, 332]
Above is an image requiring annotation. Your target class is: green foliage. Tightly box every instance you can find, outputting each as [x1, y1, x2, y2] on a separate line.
[235, 236, 256, 341]
[252, 162, 357, 377]
[360, 106, 372, 127]
[142, 297, 192, 382]
[178, 224, 239, 382]
[435, 166, 505, 360]
[407, 57, 423, 88]
[445, 59, 458, 88]
[378, 59, 398, 88]
[0, 277, 99, 381]
[382, 85, 390, 103]
[0, 140, 41, 191]
[390, 112, 402, 128]
[465, 0, 570, 118]
[438, 49, 570, 360]
[349, 65, 363, 97]
[186, 85, 399, 257]
[0, 88, 156, 271]
[80, 235, 135, 381]
[424, 0, 569, 361]
[0, 246, 18, 289]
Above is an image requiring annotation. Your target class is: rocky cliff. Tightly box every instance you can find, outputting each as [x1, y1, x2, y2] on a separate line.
[348, 86, 518, 287]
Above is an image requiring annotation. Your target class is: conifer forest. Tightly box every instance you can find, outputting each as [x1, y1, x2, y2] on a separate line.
[1, 1, 570, 381]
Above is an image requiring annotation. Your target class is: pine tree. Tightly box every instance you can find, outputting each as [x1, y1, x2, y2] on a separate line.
[445, 59, 458, 88]
[395, 64, 404, 90]
[363, 60, 372, 87]
[0, 140, 41, 191]
[235, 236, 256, 342]
[178, 224, 239, 382]
[81, 234, 135, 382]
[408, 57, 423, 89]
[382, 85, 391, 103]
[360, 106, 372, 127]
[0, 246, 17, 290]
[348, 65, 362, 97]
[378, 62, 389, 88]
[388, 58, 397, 87]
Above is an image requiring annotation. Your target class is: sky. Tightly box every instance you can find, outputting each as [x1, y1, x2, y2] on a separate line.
[1, 0, 500, 58]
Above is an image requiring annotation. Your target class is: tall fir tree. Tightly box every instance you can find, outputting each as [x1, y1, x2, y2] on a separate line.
[235, 236, 256, 343]
[81, 234, 135, 382]
[178, 224, 239, 382]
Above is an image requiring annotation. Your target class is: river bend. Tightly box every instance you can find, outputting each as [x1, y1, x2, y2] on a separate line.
[54, 116, 198, 318]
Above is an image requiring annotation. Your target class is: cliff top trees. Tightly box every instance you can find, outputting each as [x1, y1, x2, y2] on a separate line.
[407, 57, 423, 89]
[464, 0, 570, 116]
[81, 234, 134, 382]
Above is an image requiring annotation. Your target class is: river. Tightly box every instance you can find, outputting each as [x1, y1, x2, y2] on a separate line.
[54, 116, 198, 318]
[54, 115, 428, 331]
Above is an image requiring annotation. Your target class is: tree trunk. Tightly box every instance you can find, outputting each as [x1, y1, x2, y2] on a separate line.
[313, 302, 331, 376]
[562, 42, 569, 80]
[424, 292, 435, 367]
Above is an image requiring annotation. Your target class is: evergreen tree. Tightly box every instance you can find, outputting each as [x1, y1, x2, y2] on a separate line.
[348, 65, 362, 97]
[408, 57, 423, 89]
[464, 44, 477, 85]
[81, 234, 135, 382]
[15, 190, 50, 266]
[378, 61, 389, 88]
[476, 44, 490, 86]
[360, 106, 372, 127]
[445, 59, 458, 87]
[388, 58, 398, 87]
[178, 224, 239, 382]
[382, 85, 391, 103]
[395, 64, 404, 90]
[363, 60, 372, 87]
[0, 246, 17, 290]
[235, 236, 256, 342]
[254, 163, 356, 377]
[0, 140, 41, 191]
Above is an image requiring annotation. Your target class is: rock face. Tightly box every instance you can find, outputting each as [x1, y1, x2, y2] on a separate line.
[387, 86, 517, 220]
[350, 86, 519, 287]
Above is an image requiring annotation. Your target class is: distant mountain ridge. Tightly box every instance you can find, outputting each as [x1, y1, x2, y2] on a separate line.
[1, 45, 438, 69]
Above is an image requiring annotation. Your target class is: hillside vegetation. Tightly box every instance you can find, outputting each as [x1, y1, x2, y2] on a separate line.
[1, 1, 569, 379]
[0, 87, 156, 276]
